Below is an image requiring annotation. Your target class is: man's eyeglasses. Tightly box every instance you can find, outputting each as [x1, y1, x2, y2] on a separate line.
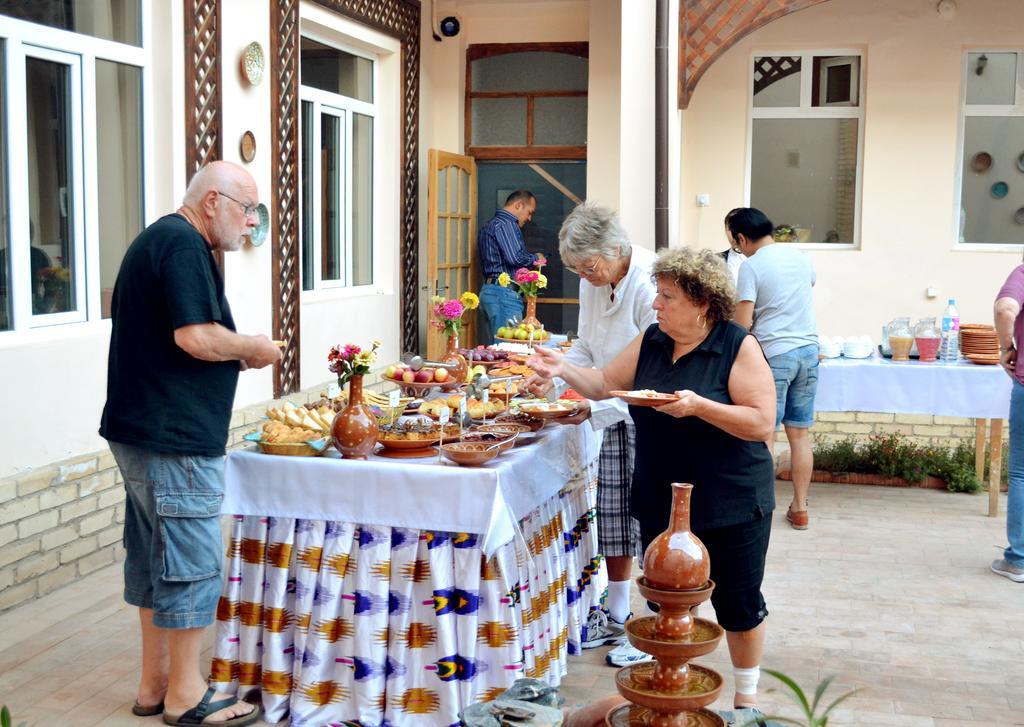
[567, 259, 601, 276]
[217, 191, 258, 217]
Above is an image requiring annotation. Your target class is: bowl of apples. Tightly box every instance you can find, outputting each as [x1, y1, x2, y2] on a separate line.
[383, 362, 461, 396]
[495, 323, 550, 344]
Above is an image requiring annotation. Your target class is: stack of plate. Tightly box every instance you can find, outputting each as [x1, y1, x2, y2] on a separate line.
[960, 324, 999, 365]
[842, 336, 874, 359]
[819, 336, 843, 359]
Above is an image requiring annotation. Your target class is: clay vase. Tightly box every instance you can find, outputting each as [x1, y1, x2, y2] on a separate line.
[522, 295, 542, 329]
[331, 375, 378, 459]
[642, 483, 710, 591]
[442, 332, 468, 387]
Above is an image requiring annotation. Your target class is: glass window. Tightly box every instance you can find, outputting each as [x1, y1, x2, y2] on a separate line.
[471, 98, 527, 146]
[0, 0, 141, 46]
[533, 97, 587, 146]
[300, 101, 314, 291]
[26, 56, 75, 315]
[958, 51, 1024, 245]
[299, 37, 376, 292]
[965, 52, 1018, 106]
[0, 44, 8, 331]
[749, 53, 864, 245]
[471, 51, 587, 92]
[959, 116, 1024, 245]
[753, 56, 801, 108]
[96, 60, 142, 318]
[751, 118, 859, 244]
[300, 37, 373, 102]
[352, 113, 373, 287]
[321, 112, 343, 282]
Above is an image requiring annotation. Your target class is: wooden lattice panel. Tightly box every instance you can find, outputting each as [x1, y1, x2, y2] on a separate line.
[270, 0, 301, 398]
[184, 0, 221, 180]
[679, 0, 833, 108]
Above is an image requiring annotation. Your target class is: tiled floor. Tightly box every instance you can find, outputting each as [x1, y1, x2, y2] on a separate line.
[0, 481, 1021, 726]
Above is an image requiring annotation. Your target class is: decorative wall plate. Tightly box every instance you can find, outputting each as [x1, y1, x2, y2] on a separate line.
[970, 151, 992, 173]
[991, 181, 1009, 199]
[1015, 207, 1024, 225]
[241, 42, 265, 86]
[249, 203, 269, 246]
[1017, 152, 1024, 173]
[240, 131, 256, 163]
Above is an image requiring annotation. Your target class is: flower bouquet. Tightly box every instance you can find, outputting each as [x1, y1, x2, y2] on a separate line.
[430, 291, 479, 336]
[327, 340, 382, 459]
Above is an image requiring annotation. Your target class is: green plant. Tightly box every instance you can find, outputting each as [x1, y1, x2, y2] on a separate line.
[811, 432, 985, 493]
[1, 705, 27, 727]
[743, 670, 860, 726]
[811, 437, 860, 473]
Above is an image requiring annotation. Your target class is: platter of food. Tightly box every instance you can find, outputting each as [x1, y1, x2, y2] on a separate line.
[459, 430, 517, 452]
[489, 363, 535, 380]
[495, 411, 545, 432]
[418, 394, 507, 420]
[610, 390, 681, 407]
[244, 401, 334, 456]
[475, 422, 535, 444]
[518, 400, 579, 419]
[376, 420, 460, 456]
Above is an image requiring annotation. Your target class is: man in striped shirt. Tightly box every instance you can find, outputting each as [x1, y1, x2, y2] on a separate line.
[477, 189, 541, 342]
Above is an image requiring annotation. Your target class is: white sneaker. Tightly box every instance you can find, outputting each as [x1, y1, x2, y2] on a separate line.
[581, 609, 626, 649]
[605, 641, 655, 667]
[991, 558, 1024, 582]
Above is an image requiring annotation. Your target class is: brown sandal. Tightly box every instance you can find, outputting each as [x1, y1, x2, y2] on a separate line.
[785, 505, 808, 530]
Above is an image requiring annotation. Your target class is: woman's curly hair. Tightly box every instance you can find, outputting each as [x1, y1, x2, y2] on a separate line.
[651, 247, 736, 325]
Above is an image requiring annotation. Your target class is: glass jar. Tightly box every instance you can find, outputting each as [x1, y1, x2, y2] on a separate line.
[888, 317, 914, 361]
[913, 317, 941, 362]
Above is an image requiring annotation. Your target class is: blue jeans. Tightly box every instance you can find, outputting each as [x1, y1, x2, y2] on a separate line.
[478, 283, 524, 343]
[109, 441, 225, 629]
[1006, 381, 1024, 566]
[767, 344, 819, 428]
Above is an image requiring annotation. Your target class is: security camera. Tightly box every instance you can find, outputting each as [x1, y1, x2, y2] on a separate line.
[440, 16, 461, 37]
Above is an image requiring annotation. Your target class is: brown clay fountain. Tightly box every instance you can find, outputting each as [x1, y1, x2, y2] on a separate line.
[605, 483, 727, 727]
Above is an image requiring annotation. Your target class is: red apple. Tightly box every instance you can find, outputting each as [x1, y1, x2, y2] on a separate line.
[385, 364, 399, 379]
[402, 370, 417, 383]
[433, 367, 450, 382]
[415, 369, 434, 383]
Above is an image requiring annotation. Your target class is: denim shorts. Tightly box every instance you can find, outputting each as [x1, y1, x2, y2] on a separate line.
[767, 343, 819, 428]
[478, 283, 524, 343]
[109, 441, 225, 629]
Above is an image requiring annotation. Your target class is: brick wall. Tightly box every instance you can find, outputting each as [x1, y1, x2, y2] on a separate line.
[0, 374, 998, 612]
[798, 412, 1006, 449]
[0, 372, 390, 613]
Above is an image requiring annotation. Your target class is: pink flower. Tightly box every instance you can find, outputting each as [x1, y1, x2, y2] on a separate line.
[343, 344, 360, 360]
[514, 268, 531, 284]
[441, 299, 464, 319]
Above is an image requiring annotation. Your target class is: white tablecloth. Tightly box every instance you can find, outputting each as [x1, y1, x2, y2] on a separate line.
[817, 353, 1012, 419]
[223, 423, 600, 556]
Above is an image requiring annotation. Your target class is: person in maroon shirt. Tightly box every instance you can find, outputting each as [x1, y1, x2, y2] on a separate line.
[993, 265, 1024, 582]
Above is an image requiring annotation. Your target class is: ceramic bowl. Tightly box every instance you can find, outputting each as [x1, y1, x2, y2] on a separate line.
[991, 181, 1009, 199]
[441, 441, 500, 466]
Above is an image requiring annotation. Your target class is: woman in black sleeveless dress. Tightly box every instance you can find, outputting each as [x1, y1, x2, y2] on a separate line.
[528, 247, 777, 712]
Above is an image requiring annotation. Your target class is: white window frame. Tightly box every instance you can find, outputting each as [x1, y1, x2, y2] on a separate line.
[298, 32, 377, 297]
[745, 49, 866, 250]
[0, 7, 152, 336]
[953, 48, 1024, 251]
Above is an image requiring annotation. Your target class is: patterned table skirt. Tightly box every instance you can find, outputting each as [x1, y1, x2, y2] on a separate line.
[210, 474, 603, 725]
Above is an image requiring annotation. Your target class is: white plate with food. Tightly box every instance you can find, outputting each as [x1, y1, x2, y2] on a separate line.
[518, 400, 579, 419]
[609, 390, 681, 407]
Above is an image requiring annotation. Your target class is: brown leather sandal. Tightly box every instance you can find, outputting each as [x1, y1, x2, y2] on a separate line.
[785, 505, 808, 530]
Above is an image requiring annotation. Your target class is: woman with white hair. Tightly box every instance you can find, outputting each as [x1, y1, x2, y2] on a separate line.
[526, 201, 656, 667]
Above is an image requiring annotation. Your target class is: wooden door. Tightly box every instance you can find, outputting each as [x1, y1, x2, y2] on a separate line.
[427, 149, 477, 359]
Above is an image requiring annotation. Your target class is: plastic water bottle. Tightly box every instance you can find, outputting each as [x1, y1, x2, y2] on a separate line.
[940, 299, 960, 362]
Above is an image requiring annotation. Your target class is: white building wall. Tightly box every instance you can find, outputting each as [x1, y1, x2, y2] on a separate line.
[680, 0, 1024, 336]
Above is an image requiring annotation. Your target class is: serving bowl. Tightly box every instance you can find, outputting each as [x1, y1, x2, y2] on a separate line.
[440, 441, 500, 466]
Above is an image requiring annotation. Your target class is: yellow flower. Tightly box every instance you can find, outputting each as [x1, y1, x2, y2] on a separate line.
[459, 291, 480, 310]
[355, 350, 374, 366]
[536, 273, 548, 289]
[498, 272, 511, 288]
[430, 295, 444, 305]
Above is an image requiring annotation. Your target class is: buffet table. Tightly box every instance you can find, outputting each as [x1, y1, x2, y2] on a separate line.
[210, 423, 604, 726]
[817, 354, 1012, 514]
